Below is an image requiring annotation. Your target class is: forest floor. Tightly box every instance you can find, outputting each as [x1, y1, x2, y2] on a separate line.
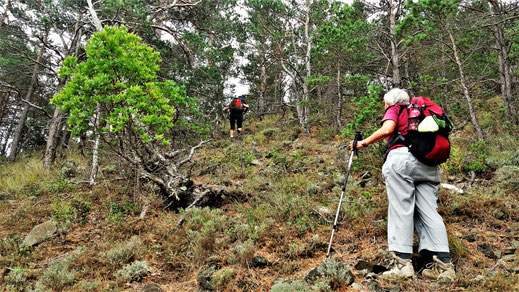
[0, 114, 518, 291]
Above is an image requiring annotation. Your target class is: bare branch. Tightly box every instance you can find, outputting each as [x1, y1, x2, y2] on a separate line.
[177, 139, 212, 167]
[20, 99, 52, 118]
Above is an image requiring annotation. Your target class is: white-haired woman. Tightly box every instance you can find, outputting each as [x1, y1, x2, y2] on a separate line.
[350, 88, 455, 282]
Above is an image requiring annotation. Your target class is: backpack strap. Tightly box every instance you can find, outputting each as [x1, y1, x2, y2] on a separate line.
[385, 104, 409, 154]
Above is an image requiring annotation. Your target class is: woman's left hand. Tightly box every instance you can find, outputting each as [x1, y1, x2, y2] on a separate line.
[349, 140, 364, 151]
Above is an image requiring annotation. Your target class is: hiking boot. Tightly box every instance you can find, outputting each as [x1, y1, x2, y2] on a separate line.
[382, 252, 415, 279]
[422, 255, 455, 283]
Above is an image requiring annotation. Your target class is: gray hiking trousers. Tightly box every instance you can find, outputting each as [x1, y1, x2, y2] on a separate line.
[382, 147, 450, 254]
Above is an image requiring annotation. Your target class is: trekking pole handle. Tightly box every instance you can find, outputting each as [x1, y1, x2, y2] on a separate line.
[352, 131, 363, 157]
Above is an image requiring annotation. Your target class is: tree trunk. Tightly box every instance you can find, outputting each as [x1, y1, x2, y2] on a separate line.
[86, 1, 103, 183]
[336, 60, 342, 127]
[388, 0, 401, 88]
[87, 0, 102, 31]
[443, 23, 484, 141]
[301, 0, 312, 132]
[1, 120, 14, 156]
[8, 26, 49, 161]
[488, 0, 517, 123]
[44, 108, 62, 168]
[0, 0, 11, 29]
[89, 105, 101, 186]
[0, 90, 9, 125]
[44, 11, 83, 168]
[258, 43, 267, 119]
[59, 124, 71, 149]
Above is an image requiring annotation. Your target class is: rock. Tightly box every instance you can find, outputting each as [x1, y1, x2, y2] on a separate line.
[361, 171, 372, 179]
[354, 260, 373, 272]
[304, 260, 354, 286]
[60, 161, 78, 178]
[359, 178, 377, 188]
[492, 209, 507, 220]
[503, 246, 516, 255]
[351, 283, 364, 290]
[464, 234, 477, 242]
[440, 183, 464, 194]
[23, 220, 57, 247]
[473, 275, 485, 282]
[251, 148, 262, 158]
[141, 284, 162, 292]
[478, 243, 500, 260]
[197, 267, 215, 291]
[316, 206, 331, 217]
[366, 279, 383, 292]
[386, 286, 400, 292]
[502, 254, 517, 262]
[251, 256, 268, 268]
[250, 159, 262, 166]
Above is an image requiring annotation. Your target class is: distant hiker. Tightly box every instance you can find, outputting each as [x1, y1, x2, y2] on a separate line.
[349, 88, 455, 282]
[224, 96, 249, 138]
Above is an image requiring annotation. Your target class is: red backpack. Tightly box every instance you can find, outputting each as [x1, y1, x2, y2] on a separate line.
[230, 97, 243, 110]
[388, 97, 453, 166]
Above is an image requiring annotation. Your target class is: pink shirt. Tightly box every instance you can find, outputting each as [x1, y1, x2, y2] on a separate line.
[381, 104, 408, 151]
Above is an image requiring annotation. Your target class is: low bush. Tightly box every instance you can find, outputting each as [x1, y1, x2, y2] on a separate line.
[114, 260, 152, 283]
[106, 237, 142, 266]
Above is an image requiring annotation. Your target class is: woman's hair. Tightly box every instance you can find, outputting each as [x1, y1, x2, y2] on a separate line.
[383, 88, 410, 105]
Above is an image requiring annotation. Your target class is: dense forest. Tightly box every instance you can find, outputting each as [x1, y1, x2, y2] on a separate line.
[0, 0, 518, 291]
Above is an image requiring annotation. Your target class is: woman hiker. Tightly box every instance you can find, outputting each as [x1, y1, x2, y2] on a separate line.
[224, 96, 249, 138]
[349, 88, 455, 282]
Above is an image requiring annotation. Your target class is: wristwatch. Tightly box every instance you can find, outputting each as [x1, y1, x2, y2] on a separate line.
[360, 140, 367, 147]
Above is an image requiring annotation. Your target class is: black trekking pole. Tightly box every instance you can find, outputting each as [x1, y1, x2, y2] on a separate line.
[326, 131, 362, 258]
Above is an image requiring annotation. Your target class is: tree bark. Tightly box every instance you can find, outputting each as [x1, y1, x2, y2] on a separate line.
[336, 60, 342, 127]
[488, 0, 517, 123]
[258, 42, 267, 120]
[87, 0, 102, 31]
[388, 0, 401, 88]
[44, 108, 62, 168]
[1, 119, 14, 156]
[0, 0, 11, 29]
[302, 0, 312, 132]
[89, 105, 101, 186]
[0, 90, 9, 125]
[8, 26, 49, 161]
[443, 22, 484, 141]
[86, 2, 102, 183]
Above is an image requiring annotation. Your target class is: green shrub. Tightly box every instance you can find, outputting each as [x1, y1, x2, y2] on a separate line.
[114, 260, 152, 283]
[4, 266, 27, 290]
[38, 257, 77, 291]
[74, 280, 100, 291]
[227, 239, 255, 267]
[495, 165, 519, 190]
[181, 207, 228, 263]
[51, 199, 76, 229]
[271, 280, 311, 292]
[212, 268, 234, 289]
[48, 177, 73, 193]
[106, 237, 142, 266]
